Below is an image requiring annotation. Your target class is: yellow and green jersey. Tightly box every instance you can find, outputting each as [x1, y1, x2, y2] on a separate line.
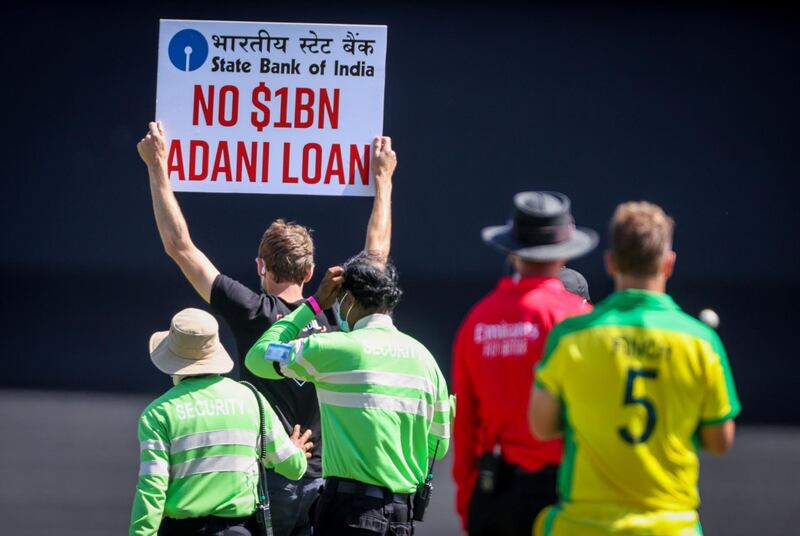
[534, 290, 740, 535]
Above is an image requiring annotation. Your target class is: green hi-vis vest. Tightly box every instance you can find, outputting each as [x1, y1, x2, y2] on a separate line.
[246, 305, 452, 494]
[130, 375, 307, 536]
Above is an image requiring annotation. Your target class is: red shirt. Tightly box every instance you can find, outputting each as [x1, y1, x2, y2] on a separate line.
[451, 276, 592, 528]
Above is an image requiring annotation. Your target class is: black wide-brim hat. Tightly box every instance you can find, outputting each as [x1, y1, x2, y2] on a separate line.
[482, 191, 599, 261]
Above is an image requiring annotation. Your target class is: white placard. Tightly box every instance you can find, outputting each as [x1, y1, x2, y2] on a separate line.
[156, 19, 387, 196]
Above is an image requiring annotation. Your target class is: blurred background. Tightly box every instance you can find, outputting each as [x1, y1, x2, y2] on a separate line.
[1, 1, 797, 534]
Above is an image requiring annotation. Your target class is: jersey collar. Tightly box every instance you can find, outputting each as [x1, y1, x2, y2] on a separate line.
[354, 313, 396, 331]
[605, 289, 680, 311]
[497, 275, 563, 292]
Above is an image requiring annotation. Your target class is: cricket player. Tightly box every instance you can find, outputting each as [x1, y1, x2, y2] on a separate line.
[529, 201, 740, 535]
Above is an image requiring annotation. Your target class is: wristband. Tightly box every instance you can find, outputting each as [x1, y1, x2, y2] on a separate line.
[306, 296, 322, 316]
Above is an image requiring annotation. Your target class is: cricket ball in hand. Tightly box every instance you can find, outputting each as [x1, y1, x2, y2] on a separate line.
[699, 309, 720, 329]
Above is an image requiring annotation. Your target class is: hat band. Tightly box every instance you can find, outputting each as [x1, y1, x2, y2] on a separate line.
[511, 222, 574, 246]
[168, 336, 220, 361]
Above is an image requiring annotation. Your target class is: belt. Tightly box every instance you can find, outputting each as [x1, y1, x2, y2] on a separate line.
[514, 463, 559, 476]
[326, 477, 411, 503]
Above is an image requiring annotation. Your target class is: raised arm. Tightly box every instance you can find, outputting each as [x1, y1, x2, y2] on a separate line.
[363, 136, 396, 262]
[137, 122, 219, 302]
[245, 266, 344, 380]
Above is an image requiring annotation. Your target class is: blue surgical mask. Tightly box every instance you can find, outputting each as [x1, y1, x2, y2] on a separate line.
[334, 292, 353, 333]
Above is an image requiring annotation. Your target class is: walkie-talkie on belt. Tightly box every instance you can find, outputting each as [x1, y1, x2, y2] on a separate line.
[241, 381, 274, 536]
[413, 440, 440, 522]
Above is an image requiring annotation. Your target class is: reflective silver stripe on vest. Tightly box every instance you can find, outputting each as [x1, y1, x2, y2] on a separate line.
[266, 440, 299, 465]
[294, 343, 321, 379]
[430, 421, 451, 438]
[170, 455, 258, 479]
[317, 389, 432, 420]
[139, 458, 169, 477]
[315, 370, 435, 397]
[170, 429, 260, 454]
[434, 400, 449, 412]
[140, 439, 169, 452]
[279, 341, 315, 381]
[270, 413, 286, 440]
[280, 364, 305, 382]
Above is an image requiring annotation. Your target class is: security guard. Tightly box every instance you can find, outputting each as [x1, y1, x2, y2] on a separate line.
[245, 252, 452, 535]
[130, 308, 312, 536]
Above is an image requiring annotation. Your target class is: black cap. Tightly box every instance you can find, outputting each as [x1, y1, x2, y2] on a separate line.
[559, 267, 591, 302]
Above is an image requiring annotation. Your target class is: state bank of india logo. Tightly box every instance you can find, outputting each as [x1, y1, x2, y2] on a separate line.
[168, 29, 209, 71]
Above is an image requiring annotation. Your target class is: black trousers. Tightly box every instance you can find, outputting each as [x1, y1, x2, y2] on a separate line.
[311, 478, 414, 536]
[158, 514, 259, 536]
[467, 464, 559, 536]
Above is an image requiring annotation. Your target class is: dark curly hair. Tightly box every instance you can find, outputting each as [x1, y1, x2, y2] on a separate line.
[342, 252, 403, 313]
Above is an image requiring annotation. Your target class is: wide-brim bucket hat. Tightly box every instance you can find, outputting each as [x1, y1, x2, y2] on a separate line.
[482, 191, 598, 261]
[149, 308, 234, 376]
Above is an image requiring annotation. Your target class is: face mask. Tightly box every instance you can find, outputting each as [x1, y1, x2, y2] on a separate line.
[334, 292, 354, 333]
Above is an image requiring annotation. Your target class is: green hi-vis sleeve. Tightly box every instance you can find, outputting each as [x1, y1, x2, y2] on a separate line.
[429, 370, 452, 460]
[130, 412, 170, 536]
[246, 303, 316, 379]
[259, 395, 307, 480]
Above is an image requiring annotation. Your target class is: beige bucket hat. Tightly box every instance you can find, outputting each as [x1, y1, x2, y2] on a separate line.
[149, 308, 234, 376]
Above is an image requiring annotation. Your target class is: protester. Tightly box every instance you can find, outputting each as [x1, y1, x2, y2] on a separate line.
[245, 253, 451, 535]
[129, 308, 312, 536]
[530, 202, 740, 535]
[137, 121, 397, 536]
[452, 191, 598, 535]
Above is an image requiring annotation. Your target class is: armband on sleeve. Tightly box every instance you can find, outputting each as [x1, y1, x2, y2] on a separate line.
[263, 342, 293, 365]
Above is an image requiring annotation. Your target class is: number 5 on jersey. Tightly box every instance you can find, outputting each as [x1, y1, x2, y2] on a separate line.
[619, 368, 658, 444]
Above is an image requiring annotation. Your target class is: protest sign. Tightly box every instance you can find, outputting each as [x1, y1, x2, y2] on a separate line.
[156, 19, 387, 196]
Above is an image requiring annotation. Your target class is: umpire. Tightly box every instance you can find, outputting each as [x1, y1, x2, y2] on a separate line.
[452, 192, 597, 535]
[245, 252, 452, 535]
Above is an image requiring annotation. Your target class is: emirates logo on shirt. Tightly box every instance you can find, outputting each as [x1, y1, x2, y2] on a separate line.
[473, 321, 540, 358]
